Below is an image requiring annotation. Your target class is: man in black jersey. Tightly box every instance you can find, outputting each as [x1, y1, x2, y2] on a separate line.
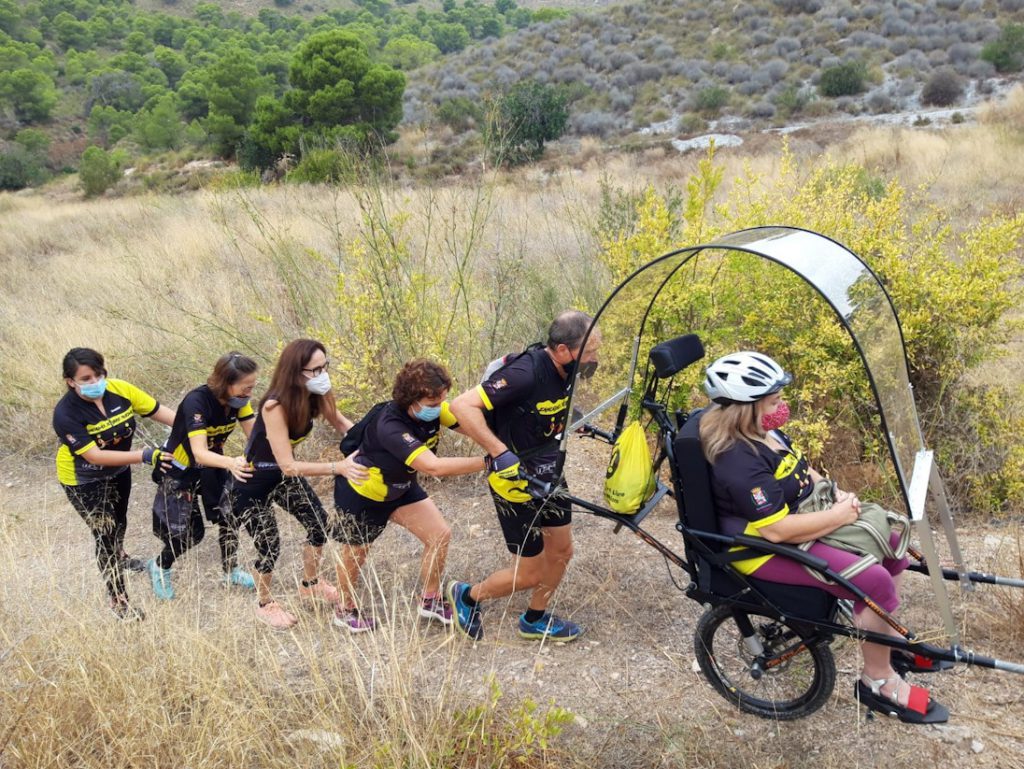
[448, 310, 600, 641]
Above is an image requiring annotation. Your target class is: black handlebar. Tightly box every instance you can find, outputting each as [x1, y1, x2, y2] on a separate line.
[521, 472, 553, 498]
[578, 423, 615, 443]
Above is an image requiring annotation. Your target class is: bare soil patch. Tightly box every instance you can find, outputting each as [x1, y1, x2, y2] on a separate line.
[2, 439, 1023, 767]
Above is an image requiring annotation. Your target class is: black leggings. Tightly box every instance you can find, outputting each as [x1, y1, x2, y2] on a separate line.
[154, 468, 241, 571]
[63, 471, 132, 600]
[199, 467, 240, 572]
[227, 471, 331, 575]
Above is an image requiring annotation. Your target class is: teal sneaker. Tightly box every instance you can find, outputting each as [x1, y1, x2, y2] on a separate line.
[518, 612, 582, 642]
[447, 580, 483, 641]
[223, 566, 256, 591]
[148, 559, 175, 601]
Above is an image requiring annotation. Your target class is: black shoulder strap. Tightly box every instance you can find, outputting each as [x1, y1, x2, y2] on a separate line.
[339, 401, 388, 456]
[524, 343, 548, 390]
[491, 344, 555, 461]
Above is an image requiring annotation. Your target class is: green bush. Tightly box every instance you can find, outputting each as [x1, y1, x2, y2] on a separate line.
[14, 128, 50, 156]
[0, 67, 58, 122]
[88, 105, 135, 147]
[818, 61, 867, 97]
[78, 145, 122, 197]
[289, 147, 354, 184]
[205, 168, 261, 190]
[694, 86, 729, 114]
[0, 143, 46, 190]
[774, 84, 810, 116]
[679, 112, 707, 133]
[249, 30, 406, 164]
[485, 80, 569, 166]
[134, 93, 184, 150]
[436, 95, 484, 131]
[382, 34, 440, 70]
[981, 23, 1024, 73]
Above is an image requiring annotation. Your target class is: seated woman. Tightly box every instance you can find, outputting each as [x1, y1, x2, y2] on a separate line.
[333, 359, 487, 633]
[699, 350, 948, 725]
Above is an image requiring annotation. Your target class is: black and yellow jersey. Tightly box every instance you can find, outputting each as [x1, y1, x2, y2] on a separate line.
[344, 401, 458, 503]
[162, 385, 255, 479]
[244, 397, 313, 469]
[477, 348, 568, 477]
[53, 378, 160, 486]
[709, 430, 814, 574]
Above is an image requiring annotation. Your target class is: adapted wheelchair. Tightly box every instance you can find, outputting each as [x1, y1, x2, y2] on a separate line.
[528, 227, 1024, 720]
[533, 331, 1024, 720]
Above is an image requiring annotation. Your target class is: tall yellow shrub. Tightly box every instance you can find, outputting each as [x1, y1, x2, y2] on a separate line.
[595, 145, 1024, 513]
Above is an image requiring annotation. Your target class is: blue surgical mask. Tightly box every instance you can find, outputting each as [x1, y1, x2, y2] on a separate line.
[414, 403, 442, 422]
[79, 378, 107, 400]
[227, 396, 249, 410]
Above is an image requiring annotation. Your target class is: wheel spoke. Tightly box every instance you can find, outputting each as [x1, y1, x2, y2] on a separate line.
[695, 605, 836, 720]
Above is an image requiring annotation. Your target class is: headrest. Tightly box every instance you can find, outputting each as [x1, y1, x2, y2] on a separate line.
[648, 334, 705, 379]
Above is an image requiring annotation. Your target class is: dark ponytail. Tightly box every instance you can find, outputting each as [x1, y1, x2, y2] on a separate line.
[208, 351, 259, 401]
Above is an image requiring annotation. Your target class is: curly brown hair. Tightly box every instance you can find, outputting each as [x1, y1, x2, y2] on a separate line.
[392, 359, 452, 410]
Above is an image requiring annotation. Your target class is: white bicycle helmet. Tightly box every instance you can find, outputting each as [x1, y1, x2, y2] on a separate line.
[704, 351, 792, 404]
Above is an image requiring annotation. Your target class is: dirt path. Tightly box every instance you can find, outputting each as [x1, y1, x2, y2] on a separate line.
[2, 443, 1023, 768]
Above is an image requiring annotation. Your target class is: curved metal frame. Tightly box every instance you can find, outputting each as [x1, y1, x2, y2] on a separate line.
[563, 226, 912, 506]
[558, 226, 970, 640]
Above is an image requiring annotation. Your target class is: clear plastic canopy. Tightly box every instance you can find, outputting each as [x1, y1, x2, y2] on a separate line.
[562, 226, 923, 514]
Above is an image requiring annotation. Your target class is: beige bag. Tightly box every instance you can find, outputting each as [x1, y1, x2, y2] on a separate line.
[796, 480, 911, 583]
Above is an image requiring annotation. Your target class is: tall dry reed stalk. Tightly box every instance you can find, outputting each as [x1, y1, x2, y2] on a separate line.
[0, 484, 575, 769]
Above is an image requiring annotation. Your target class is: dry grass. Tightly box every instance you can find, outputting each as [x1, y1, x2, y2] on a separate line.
[2, 100, 1024, 768]
[4, 451, 1024, 769]
[0, 473, 579, 769]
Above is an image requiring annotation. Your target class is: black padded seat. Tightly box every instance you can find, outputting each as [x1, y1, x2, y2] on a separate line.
[673, 409, 834, 620]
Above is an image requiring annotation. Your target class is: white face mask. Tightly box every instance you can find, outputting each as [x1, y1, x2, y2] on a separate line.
[304, 371, 332, 395]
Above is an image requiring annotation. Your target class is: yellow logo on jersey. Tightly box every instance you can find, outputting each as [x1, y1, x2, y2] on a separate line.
[774, 449, 803, 479]
[536, 397, 568, 416]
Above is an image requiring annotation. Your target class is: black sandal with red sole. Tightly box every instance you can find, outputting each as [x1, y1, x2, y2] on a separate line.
[856, 676, 949, 724]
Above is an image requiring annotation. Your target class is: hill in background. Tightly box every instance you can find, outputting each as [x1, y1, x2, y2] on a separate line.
[407, 0, 1024, 144]
[1, 0, 1023, 192]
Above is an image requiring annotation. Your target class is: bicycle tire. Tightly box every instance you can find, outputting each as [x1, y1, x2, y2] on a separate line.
[694, 603, 836, 720]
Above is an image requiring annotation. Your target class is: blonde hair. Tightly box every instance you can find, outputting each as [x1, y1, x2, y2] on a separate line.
[699, 402, 766, 464]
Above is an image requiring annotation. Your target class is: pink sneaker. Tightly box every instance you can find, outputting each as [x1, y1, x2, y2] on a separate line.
[333, 605, 378, 634]
[418, 594, 453, 625]
[255, 601, 298, 630]
[298, 579, 340, 604]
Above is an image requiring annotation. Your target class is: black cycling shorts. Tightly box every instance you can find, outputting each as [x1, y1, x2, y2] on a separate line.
[491, 487, 571, 558]
[333, 479, 429, 546]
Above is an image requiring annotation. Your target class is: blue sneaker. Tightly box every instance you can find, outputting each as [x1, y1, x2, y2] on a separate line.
[518, 612, 582, 642]
[223, 566, 256, 591]
[446, 580, 483, 641]
[148, 559, 174, 601]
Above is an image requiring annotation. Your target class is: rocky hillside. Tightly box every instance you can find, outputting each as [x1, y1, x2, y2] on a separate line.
[404, 0, 1024, 139]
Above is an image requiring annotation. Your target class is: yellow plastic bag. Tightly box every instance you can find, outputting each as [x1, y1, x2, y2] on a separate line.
[603, 421, 656, 514]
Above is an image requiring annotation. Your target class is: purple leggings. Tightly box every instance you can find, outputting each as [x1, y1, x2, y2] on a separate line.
[751, 532, 908, 613]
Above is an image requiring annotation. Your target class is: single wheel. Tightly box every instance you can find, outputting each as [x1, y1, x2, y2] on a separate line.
[694, 603, 836, 720]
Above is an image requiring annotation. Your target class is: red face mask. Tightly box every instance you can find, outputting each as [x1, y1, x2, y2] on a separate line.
[761, 400, 790, 431]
